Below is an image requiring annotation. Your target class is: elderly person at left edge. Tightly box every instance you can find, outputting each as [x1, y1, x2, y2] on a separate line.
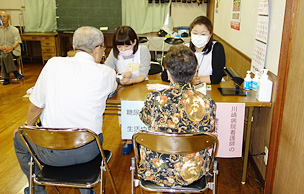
[0, 10, 23, 85]
[13, 26, 117, 194]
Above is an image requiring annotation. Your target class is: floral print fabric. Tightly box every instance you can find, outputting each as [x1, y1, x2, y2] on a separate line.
[139, 83, 216, 187]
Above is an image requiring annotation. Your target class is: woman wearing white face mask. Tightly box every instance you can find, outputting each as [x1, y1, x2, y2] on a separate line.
[190, 16, 225, 84]
[105, 26, 151, 86]
[104, 26, 151, 155]
[161, 16, 225, 84]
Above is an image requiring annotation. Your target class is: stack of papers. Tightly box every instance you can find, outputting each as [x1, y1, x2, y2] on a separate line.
[26, 86, 34, 94]
[146, 84, 170, 91]
[194, 82, 207, 95]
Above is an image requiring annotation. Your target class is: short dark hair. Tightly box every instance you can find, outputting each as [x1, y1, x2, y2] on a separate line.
[189, 16, 213, 54]
[164, 45, 198, 83]
[112, 26, 139, 59]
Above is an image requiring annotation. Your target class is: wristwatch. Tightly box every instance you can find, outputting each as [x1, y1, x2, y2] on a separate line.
[12, 46, 15, 50]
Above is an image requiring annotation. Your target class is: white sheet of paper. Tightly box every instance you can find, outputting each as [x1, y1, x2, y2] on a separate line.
[213, 103, 245, 158]
[121, 100, 148, 139]
[146, 84, 170, 91]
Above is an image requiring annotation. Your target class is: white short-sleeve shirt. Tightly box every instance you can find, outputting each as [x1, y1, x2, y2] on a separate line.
[29, 52, 117, 134]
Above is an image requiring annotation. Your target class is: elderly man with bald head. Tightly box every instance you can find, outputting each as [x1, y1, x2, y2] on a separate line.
[0, 10, 23, 85]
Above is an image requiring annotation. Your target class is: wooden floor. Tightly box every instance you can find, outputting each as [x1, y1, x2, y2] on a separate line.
[0, 60, 264, 194]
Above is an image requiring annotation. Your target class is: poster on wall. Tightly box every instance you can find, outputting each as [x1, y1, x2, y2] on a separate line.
[215, 0, 220, 14]
[251, 0, 269, 75]
[230, 0, 241, 30]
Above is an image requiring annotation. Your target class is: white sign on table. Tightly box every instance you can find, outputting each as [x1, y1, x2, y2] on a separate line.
[121, 100, 148, 140]
[214, 103, 245, 158]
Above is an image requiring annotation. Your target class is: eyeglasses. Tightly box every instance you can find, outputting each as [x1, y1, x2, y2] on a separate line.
[96, 45, 106, 50]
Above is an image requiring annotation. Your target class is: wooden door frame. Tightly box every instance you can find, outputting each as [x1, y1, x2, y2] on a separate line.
[206, 0, 297, 193]
[264, 0, 297, 193]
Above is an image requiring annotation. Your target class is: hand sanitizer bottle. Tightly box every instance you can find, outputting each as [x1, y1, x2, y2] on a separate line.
[251, 72, 259, 91]
[244, 71, 252, 90]
[256, 69, 273, 102]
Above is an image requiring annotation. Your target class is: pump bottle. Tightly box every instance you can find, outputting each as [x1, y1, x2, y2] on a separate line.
[244, 71, 251, 90]
[251, 72, 259, 91]
[256, 69, 273, 102]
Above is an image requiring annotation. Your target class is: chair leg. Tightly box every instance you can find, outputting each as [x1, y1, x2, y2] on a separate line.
[99, 147, 117, 194]
[29, 157, 35, 194]
[18, 57, 24, 75]
[213, 161, 218, 194]
[130, 157, 136, 194]
[9, 57, 24, 82]
[100, 162, 104, 194]
[160, 40, 165, 66]
[105, 166, 117, 194]
[51, 186, 60, 194]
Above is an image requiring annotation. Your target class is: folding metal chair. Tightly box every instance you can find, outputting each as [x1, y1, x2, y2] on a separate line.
[148, 61, 162, 75]
[14, 55, 24, 75]
[131, 130, 218, 194]
[18, 126, 117, 194]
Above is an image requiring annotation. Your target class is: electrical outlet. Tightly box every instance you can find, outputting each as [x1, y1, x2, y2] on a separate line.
[264, 146, 269, 165]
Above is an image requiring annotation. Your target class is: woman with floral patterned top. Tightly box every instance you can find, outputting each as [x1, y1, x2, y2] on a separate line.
[139, 44, 216, 187]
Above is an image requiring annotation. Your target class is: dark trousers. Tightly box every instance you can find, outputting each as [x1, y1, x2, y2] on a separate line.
[0, 51, 17, 79]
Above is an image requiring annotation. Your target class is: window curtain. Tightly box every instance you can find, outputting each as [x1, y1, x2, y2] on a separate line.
[122, 0, 172, 34]
[25, 0, 57, 32]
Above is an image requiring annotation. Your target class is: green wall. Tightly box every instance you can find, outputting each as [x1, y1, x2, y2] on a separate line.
[56, 0, 122, 31]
